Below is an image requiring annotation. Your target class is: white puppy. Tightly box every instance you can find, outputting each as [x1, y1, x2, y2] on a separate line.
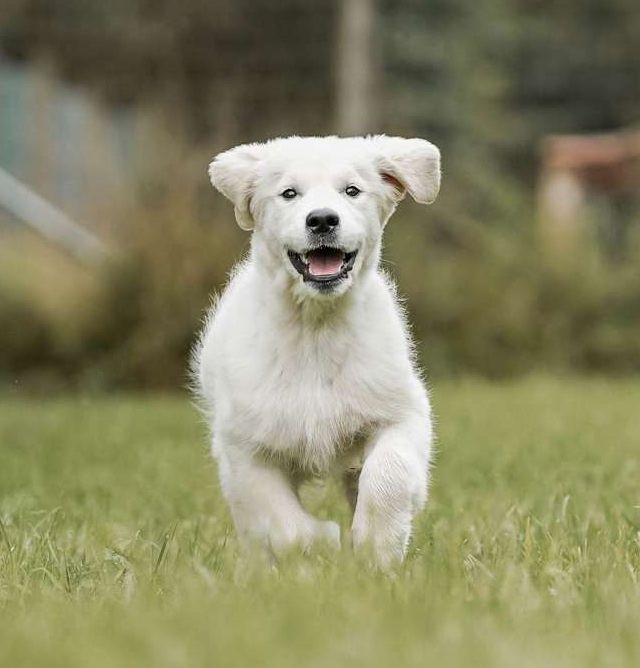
[194, 135, 440, 568]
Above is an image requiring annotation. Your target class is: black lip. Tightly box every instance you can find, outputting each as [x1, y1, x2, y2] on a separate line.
[287, 247, 358, 286]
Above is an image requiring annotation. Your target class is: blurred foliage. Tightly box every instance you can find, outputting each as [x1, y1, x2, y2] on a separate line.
[387, 203, 640, 378]
[2, 189, 640, 389]
[1, 0, 639, 387]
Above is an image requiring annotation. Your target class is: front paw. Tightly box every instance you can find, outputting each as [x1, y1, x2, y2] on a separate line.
[351, 514, 411, 570]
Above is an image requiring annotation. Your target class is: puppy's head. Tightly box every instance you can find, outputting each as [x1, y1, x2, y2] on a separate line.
[209, 136, 440, 299]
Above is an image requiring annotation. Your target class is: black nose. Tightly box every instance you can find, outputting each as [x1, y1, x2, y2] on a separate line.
[306, 208, 340, 234]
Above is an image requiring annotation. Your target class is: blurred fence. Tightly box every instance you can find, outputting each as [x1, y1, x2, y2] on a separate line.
[0, 56, 135, 234]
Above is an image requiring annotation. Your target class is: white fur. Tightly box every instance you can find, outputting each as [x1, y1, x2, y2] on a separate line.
[194, 135, 440, 568]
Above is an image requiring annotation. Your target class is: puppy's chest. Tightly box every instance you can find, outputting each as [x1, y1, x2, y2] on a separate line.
[235, 342, 403, 470]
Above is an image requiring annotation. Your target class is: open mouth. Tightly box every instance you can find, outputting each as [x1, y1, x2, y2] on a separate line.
[287, 247, 358, 285]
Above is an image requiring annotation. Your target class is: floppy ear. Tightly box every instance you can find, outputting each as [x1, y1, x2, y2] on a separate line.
[372, 136, 441, 205]
[208, 142, 264, 230]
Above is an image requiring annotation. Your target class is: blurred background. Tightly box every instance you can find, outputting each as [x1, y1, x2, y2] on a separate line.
[1, 0, 639, 391]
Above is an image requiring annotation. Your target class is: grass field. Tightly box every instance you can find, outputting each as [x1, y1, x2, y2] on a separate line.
[1, 377, 639, 667]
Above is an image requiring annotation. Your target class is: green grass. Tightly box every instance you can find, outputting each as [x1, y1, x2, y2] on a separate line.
[1, 377, 639, 667]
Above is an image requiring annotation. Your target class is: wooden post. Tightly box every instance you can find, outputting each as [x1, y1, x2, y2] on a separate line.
[335, 0, 379, 135]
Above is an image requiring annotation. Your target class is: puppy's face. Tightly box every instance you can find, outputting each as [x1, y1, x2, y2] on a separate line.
[209, 136, 440, 299]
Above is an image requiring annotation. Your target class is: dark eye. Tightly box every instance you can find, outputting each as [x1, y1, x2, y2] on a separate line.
[345, 185, 361, 198]
[281, 188, 297, 200]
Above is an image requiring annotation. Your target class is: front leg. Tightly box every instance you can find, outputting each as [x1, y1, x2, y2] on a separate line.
[351, 413, 432, 569]
[216, 442, 340, 558]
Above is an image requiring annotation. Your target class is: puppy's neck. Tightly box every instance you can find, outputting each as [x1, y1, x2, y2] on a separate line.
[291, 290, 355, 327]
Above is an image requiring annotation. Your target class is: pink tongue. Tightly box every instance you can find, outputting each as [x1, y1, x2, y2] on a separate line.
[308, 251, 343, 277]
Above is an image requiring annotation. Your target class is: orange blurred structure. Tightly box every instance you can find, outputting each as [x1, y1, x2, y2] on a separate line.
[538, 130, 640, 257]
